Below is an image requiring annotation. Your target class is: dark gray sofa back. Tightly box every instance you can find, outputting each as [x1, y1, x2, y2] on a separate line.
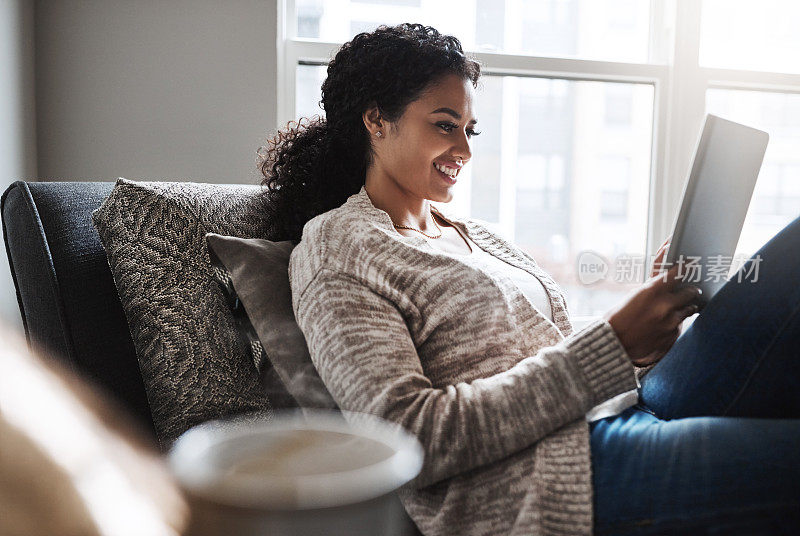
[2, 181, 155, 437]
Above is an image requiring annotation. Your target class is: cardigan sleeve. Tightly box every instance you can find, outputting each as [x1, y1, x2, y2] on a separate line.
[293, 267, 638, 490]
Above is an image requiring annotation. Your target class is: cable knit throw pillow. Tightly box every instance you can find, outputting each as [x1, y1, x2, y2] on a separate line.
[92, 178, 273, 446]
[204, 233, 338, 413]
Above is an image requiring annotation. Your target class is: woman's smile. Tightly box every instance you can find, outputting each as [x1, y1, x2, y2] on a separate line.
[433, 161, 459, 184]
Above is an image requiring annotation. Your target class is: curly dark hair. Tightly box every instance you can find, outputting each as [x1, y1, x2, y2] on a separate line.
[257, 23, 481, 242]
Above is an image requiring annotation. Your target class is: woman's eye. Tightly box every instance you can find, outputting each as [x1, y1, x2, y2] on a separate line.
[437, 122, 481, 138]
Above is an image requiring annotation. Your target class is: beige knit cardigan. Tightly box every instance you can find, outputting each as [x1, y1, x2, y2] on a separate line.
[288, 186, 646, 536]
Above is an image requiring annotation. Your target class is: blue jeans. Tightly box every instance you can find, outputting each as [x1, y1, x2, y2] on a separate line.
[589, 214, 800, 535]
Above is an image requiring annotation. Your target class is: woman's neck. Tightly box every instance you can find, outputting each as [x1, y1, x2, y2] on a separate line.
[364, 175, 436, 232]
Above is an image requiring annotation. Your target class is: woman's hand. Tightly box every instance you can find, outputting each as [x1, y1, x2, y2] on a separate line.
[603, 264, 701, 367]
[643, 234, 689, 362]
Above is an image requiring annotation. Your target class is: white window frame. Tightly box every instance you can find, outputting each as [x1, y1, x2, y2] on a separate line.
[275, 0, 800, 325]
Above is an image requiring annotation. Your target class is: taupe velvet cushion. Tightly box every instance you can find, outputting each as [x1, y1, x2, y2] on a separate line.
[92, 178, 272, 446]
[205, 233, 337, 412]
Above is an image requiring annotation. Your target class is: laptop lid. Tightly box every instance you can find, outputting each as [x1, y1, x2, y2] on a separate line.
[664, 113, 769, 308]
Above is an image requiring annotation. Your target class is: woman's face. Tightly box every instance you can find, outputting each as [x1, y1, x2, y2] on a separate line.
[370, 73, 479, 203]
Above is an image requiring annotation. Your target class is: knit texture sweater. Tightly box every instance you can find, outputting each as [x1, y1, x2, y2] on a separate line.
[438, 230, 641, 424]
[288, 186, 646, 536]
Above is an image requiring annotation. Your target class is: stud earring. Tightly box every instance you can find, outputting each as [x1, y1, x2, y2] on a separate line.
[375, 131, 382, 137]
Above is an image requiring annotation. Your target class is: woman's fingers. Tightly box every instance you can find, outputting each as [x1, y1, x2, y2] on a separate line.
[672, 303, 699, 325]
[650, 268, 700, 328]
[649, 235, 673, 278]
[682, 303, 699, 318]
[656, 236, 671, 257]
[651, 264, 683, 290]
[652, 248, 666, 270]
[670, 285, 702, 306]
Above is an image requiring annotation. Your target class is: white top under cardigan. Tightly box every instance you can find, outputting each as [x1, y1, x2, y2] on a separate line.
[436, 225, 639, 423]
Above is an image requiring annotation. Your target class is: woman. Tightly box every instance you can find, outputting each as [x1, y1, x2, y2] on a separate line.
[259, 23, 800, 535]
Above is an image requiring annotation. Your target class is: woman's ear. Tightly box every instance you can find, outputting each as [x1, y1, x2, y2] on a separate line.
[362, 103, 384, 137]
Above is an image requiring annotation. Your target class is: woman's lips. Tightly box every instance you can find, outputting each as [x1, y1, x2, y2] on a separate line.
[433, 162, 457, 184]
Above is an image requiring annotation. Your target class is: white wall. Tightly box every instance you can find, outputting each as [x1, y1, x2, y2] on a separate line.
[0, 0, 36, 332]
[0, 0, 278, 334]
[34, 0, 278, 184]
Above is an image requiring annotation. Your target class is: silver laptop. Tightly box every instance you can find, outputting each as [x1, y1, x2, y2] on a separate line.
[664, 114, 769, 309]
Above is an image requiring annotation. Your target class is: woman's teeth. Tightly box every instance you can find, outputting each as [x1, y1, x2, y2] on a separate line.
[434, 163, 458, 177]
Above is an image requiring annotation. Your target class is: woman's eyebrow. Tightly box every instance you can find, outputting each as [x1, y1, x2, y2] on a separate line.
[430, 107, 478, 125]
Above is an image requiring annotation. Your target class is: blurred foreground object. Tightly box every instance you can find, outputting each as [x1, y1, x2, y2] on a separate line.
[0, 321, 188, 536]
[169, 410, 423, 536]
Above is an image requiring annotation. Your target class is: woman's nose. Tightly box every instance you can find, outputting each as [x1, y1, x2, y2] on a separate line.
[454, 131, 472, 162]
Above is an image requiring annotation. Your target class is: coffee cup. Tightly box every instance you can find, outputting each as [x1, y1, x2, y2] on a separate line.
[168, 409, 423, 536]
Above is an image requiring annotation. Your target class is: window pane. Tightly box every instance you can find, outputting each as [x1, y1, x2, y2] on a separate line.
[700, 0, 800, 74]
[296, 64, 328, 121]
[468, 77, 654, 318]
[295, 0, 657, 63]
[706, 89, 800, 271]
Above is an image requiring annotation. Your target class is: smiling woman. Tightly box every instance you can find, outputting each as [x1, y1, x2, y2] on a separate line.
[257, 24, 480, 244]
[257, 22, 800, 536]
